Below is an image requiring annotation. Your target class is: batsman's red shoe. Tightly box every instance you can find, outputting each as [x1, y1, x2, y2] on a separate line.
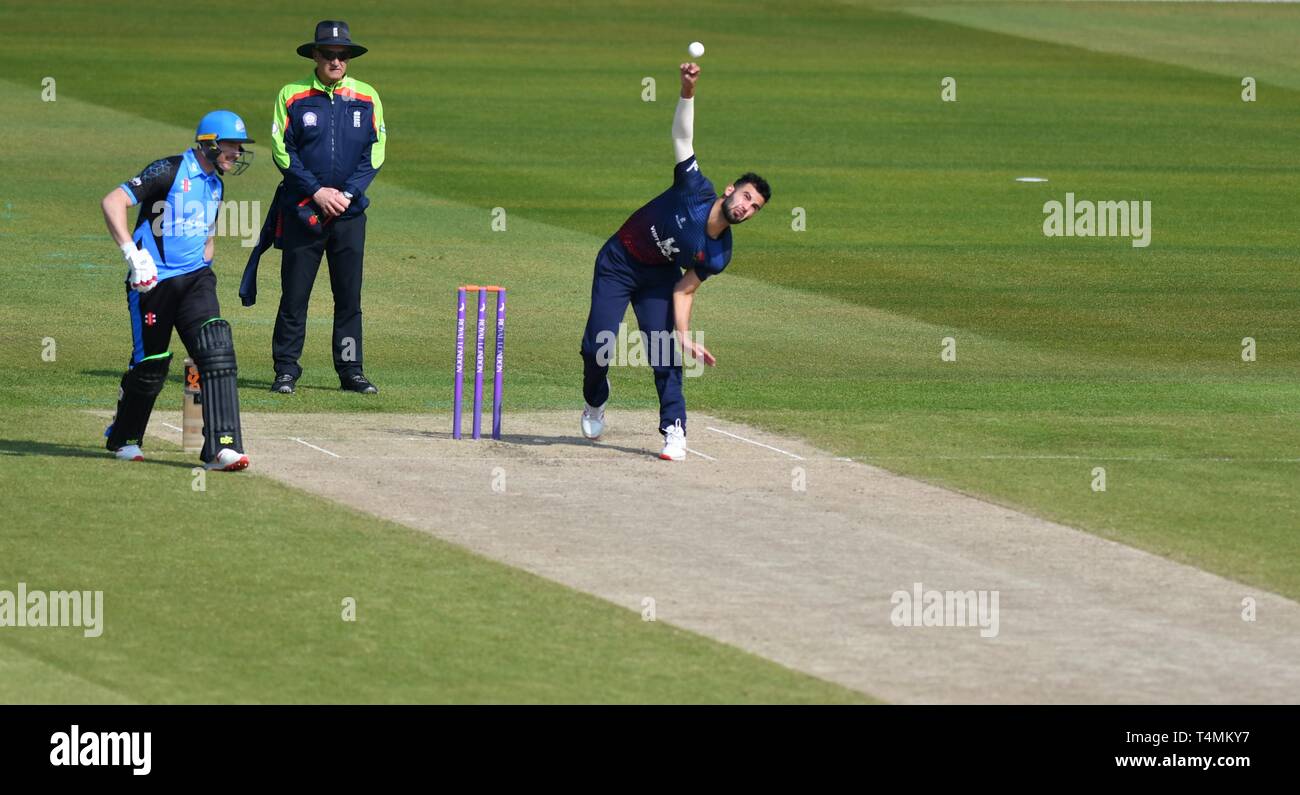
[205, 448, 250, 472]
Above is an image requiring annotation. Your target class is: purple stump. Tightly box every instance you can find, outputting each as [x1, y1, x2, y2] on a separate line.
[492, 288, 506, 440]
[453, 288, 466, 439]
[473, 288, 487, 439]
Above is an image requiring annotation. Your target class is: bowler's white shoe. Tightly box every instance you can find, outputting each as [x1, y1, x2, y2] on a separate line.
[205, 448, 250, 472]
[114, 444, 144, 462]
[581, 402, 606, 440]
[659, 420, 686, 461]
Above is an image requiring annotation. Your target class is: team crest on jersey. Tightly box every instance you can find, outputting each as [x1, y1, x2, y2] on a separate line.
[303, 112, 318, 127]
[650, 225, 680, 260]
[353, 110, 361, 128]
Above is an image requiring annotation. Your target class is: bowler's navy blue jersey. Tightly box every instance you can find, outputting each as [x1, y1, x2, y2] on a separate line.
[119, 148, 221, 281]
[617, 156, 732, 279]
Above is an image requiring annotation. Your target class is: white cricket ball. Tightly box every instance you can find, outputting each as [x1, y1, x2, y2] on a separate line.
[688, 41, 705, 58]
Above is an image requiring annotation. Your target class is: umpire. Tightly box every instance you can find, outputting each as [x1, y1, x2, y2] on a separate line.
[269, 20, 386, 394]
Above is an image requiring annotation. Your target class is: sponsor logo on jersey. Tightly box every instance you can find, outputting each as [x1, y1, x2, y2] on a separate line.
[650, 225, 680, 260]
[182, 178, 190, 193]
[144, 312, 157, 326]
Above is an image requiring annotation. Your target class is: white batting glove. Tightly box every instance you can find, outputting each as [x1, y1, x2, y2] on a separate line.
[122, 243, 158, 293]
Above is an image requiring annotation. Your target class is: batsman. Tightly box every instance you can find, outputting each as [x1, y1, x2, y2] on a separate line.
[99, 111, 254, 471]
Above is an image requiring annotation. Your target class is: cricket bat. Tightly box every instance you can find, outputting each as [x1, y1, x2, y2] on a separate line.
[182, 357, 203, 452]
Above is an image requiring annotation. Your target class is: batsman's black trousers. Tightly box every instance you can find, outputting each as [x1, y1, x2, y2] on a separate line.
[272, 211, 367, 380]
[126, 266, 222, 365]
[106, 266, 244, 461]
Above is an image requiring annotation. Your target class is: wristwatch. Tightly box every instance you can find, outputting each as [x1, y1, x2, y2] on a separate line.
[342, 191, 354, 200]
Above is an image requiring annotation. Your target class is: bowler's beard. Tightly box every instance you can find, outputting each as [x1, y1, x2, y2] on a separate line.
[722, 193, 744, 225]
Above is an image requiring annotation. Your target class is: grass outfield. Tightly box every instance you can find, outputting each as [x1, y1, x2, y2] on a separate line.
[2, 409, 867, 703]
[897, 0, 1300, 90]
[1, 1, 1297, 700]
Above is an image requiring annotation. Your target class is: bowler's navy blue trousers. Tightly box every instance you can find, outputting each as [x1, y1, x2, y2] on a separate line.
[580, 235, 685, 433]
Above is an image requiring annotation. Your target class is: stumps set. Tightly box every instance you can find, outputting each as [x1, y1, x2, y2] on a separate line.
[453, 285, 506, 440]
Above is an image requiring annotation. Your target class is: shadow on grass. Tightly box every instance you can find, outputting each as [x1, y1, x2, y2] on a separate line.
[0, 439, 194, 469]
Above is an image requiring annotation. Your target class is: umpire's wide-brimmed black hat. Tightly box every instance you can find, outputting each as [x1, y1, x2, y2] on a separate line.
[297, 20, 368, 59]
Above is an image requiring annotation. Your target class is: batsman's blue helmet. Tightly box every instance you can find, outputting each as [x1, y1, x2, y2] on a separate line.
[195, 110, 254, 175]
[196, 110, 254, 144]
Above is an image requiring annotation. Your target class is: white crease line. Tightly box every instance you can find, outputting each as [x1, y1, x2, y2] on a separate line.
[706, 426, 804, 460]
[687, 447, 717, 461]
[159, 423, 182, 433]
[291, 437, 341, 458]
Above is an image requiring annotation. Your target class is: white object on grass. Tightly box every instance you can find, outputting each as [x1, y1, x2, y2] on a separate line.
[688, 41, 705, 58]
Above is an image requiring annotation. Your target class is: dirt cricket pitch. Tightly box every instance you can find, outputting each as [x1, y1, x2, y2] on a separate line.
[143, 410, 1300, 704]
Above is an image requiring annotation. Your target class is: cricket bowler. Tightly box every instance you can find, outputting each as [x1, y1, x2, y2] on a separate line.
[579, 62, 771, 460]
